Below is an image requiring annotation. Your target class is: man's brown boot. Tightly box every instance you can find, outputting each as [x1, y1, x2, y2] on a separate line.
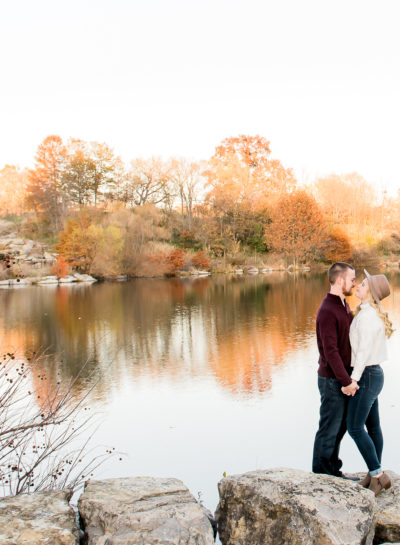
[358, 473, 371, 488]
[368, 472, 391, 496]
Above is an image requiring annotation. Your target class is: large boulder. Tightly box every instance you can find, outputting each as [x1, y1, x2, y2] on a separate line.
[215, 467, 376, 545]
[350, 470, 400, 545]
[78, 476, 215, 545]
[0, 489, 78, 545]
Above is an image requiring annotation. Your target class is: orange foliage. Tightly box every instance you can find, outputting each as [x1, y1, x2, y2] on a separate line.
[165, 248, 186, 273]
[51, 256, 70, 278]
[265, 190, 327, 265]
[191, 251, 210, 270]
[206, 135, 296, 214]
[323, 226, 353, 262]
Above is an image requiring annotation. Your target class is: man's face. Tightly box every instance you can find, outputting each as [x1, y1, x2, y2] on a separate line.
[341, 269, 356, 296]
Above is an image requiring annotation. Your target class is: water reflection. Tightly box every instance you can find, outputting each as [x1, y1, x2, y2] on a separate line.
[0, 271, 398, 400]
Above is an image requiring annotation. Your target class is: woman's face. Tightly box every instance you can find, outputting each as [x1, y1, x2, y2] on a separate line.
[355, 278, 370, 301]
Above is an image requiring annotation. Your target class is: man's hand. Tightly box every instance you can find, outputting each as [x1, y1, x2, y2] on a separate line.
[341, 380, 359, 396]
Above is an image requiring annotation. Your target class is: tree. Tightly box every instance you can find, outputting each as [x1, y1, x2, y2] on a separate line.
[90, 142, 123, 205]
[62, 140, 97, 206]
[322, 226, 353, 262]
[56, 210, 102, 272]
[314, 173, 376, 226]
[25, 136, 67, 232]
[169, 158, 204, 230]
[204, 135, 295, 245]
[265, 190, 328, 266]
[0, 165, 28, 217]
[123, 157, 172, 207]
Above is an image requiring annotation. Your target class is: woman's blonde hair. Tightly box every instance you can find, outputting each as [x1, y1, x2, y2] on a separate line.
[352, 298, 394, 338]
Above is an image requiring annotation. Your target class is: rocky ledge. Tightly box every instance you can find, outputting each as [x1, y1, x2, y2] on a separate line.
[1, 469, 400, 544]
[215, 467, 400, 545]
[0, 489, 78, 545]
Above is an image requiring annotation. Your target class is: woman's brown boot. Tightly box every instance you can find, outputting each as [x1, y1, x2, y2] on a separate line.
[368, 472, 391, 496]
[357, 473, 371, 488]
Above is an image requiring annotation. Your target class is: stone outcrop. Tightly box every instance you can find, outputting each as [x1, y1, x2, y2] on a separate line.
[78, 476, 215, 545]
[350, 470, 400, 545]
[0, 489, 78, 545]
[215, 467, 376, 545]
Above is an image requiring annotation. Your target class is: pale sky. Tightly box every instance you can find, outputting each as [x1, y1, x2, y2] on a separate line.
[1, 0, 400, 193]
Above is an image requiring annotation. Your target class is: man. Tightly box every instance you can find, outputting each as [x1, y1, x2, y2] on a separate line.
[312, 262, 359, 477]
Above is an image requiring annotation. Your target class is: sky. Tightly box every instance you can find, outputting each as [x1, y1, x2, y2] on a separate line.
[1, 0, 400, 193]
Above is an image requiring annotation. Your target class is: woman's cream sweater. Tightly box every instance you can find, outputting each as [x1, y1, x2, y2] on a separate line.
[349, 303, 388, 382]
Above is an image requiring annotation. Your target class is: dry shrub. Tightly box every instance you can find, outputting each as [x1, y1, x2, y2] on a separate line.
[165, 248, 186, 273]
[191, 250, 210, 270]
[51, 256, 70, 278]
[323, 226, 353, 262]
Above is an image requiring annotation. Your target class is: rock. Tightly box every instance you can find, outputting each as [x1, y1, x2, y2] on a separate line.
[0, 280, 10, 286]
[235, 269, 243, 274]
[73, 273, 97, 283]
[78, 476, 215, 545]
[215, 467, 376, 545]
[44, 252, 57, 262]
[116, 274, 128, 281]
[0, 489, 78, 545]
[38, 276, 59, 285]
[349, 470, 400, 544]
[9, 278, 31, 286]
[246, 267, 259, 274]
[59, 275, 77, 283]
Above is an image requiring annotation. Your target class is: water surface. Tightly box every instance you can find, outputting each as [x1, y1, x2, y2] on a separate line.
[1, 272, 400, 516]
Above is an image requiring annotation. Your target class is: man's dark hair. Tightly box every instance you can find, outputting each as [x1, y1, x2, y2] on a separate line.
[328, 262, 355, 285]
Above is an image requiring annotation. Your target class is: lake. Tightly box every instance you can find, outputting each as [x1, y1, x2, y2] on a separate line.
[1, 271, 400, 519]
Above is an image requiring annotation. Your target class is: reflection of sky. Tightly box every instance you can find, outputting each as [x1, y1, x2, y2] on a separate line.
[1, 274, 400, 518]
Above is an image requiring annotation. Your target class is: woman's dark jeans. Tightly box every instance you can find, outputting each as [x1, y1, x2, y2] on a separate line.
[312, 376, 348, 475]
[347, 365, 384, 474]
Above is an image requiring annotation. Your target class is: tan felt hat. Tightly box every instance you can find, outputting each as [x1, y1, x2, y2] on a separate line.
[364, 269, 391, 303]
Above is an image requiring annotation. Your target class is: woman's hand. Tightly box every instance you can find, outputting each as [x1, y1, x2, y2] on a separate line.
[341, 380, 359, 396]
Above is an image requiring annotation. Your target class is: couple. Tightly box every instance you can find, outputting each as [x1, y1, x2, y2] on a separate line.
[312, 262, 394, 496]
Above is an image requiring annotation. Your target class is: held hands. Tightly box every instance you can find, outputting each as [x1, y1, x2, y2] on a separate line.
[341, 380, 359, 397]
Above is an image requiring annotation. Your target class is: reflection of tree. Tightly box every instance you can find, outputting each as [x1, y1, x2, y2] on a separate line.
[1, 274, 333, 400]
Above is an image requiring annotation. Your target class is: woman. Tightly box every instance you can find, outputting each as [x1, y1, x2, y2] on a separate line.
[342, 269, 394, 496]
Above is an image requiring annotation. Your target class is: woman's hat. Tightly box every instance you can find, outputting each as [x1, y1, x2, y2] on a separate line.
[364, 269, 391, 304]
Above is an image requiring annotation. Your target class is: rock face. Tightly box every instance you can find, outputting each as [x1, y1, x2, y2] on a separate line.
[366, 470, 400, 545]
[78, 476, 215, 545]
[215, 467, 376, 545]
[0, 489, 78, 545]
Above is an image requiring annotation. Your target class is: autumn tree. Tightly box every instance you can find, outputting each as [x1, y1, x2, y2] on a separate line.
[56, 210, 103, 272]
[0, 165, 28, 216]
[90, 142, 123, 204]
[122, 157, 172, 208]
[25, 135, 67, 231]
[323, 226, 353, 262]
[205, 135, 295, 246]
[265, 190, 328, 266]
[62, 139, 97, 206]
[314, 173, 376, 226]
[169, 158, 205, 230]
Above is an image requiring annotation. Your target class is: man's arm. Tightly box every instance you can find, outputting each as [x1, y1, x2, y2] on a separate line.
[318, 310, 352, 387]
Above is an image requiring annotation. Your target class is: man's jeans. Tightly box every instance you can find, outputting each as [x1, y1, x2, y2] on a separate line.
[347, 365, 384, 475]
[312, 375, 348, 475]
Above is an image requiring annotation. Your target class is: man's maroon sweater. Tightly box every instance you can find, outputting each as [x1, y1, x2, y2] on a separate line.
[316, 293, 352, 387]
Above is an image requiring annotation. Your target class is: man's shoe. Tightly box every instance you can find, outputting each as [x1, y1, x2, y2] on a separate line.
[368, 472, 391, 496]
[357, 473, 371, 488]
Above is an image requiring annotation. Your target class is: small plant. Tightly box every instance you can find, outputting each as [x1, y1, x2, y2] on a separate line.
[51, 256, 70, 278]
[191, 250, 210, 270]
[0, 350, 117, 496]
